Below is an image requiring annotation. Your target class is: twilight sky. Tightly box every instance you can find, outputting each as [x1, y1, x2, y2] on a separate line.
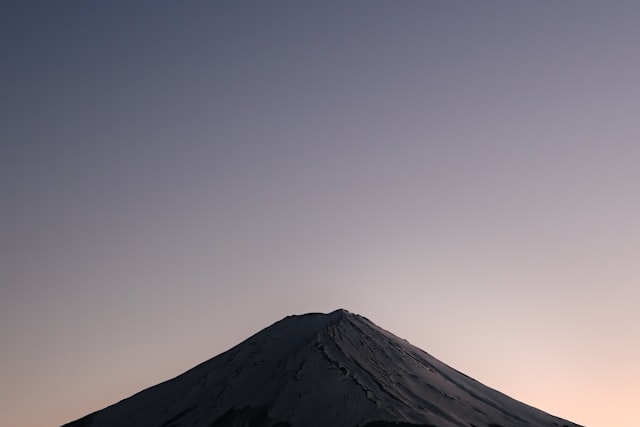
[1, 2, 639, 426]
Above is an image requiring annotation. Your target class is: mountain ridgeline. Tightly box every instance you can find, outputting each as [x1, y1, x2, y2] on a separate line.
[62, 309, 583, 427]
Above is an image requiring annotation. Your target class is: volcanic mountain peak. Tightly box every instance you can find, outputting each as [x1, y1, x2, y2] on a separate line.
[63, 309, 583, 427]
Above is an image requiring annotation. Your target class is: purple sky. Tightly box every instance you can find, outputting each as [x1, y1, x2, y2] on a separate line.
[2, 2, 639, 426]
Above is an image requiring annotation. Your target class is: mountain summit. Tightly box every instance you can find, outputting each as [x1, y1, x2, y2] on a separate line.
[63, 309, 583, 427]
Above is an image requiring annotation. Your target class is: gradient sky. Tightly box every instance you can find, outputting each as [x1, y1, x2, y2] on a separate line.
[2, 2, 639, 427]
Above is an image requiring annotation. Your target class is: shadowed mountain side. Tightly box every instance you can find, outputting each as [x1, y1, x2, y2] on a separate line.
[61, 310, 584, 427]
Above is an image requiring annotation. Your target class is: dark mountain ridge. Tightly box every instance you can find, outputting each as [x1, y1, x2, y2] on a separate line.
[62, 309, 583, 427]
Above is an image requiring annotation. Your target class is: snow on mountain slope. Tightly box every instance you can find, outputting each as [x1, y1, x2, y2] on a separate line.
[62, 309, 584, 427]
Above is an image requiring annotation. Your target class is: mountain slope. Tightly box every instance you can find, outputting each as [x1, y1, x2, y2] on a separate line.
[62, 309, 583, 427]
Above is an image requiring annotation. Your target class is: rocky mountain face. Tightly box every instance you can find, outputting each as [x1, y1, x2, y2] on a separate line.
[62, 309, 583, 427]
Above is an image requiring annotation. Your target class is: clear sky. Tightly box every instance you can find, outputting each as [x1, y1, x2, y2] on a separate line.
[1, 2, 639, 426]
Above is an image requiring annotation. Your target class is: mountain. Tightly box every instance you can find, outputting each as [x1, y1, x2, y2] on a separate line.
[62, 309, 583, 427]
